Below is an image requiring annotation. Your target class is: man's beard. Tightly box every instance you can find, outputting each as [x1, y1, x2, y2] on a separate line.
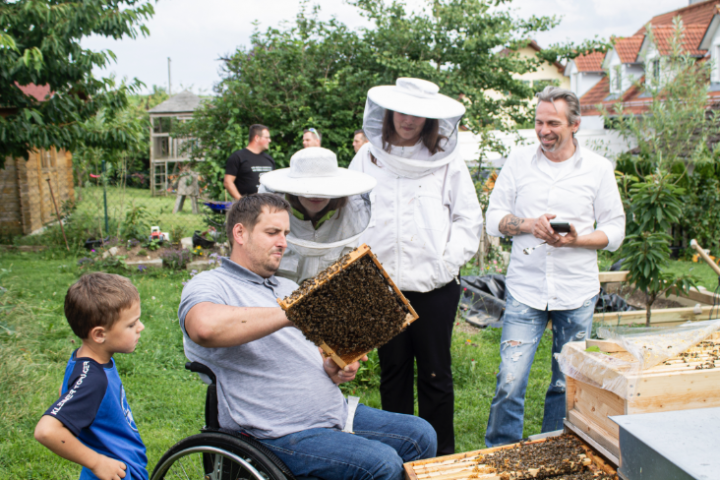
[538, 134, 560, 152]
[247, 235, 284, 277]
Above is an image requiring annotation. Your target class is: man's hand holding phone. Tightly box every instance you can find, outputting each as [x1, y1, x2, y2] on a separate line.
[532, 214, 577, 247]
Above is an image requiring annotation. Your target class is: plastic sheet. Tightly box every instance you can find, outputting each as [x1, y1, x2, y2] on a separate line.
[596, 319, 720, 370]
[459, 275, 506, 328]
[557, 319, 720, 399]
[594, 287, 636, 314]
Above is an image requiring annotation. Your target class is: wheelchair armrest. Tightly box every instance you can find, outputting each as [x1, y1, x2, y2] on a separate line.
[185, 361, 217, 385]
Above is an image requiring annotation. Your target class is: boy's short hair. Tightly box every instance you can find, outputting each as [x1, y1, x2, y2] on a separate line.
[65, 273, 140, 339]
[225, 193, 291, 251]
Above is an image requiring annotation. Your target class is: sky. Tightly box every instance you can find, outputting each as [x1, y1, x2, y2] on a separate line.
[82, 0, 689, 95]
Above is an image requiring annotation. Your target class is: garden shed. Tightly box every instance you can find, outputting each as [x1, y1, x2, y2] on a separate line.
[0, 84, 75, 236]
[0, 148, 75, 236]
[148, 90, 203, 196]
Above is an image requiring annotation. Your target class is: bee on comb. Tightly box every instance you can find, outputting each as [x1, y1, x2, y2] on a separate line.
[278, 244, 418, 367]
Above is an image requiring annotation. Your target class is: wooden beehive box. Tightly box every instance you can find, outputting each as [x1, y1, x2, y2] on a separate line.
[404, 434, 618, 480]
[562, 333, 720, 464]
[278, 244, 418, 368]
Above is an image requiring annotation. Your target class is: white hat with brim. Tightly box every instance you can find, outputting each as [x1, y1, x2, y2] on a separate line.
[260, 147, 377, 198]
[368, 78, 466, 119]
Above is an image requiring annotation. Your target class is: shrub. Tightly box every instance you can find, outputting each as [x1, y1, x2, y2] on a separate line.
[161, 249, 193, 271]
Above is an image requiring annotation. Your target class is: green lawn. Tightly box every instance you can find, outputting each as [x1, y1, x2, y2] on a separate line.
[665, 260, 719, 291]
[0, 250, 554, 478]
[2, 246, 718, 478]
[74, 185, 208, 237]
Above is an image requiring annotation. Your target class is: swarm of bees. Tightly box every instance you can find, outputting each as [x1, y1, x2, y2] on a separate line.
[661, 340, 720, 369]
[548, 473, 616, 480]
[480, 435, 615, 480]
[281, 252, 410, 356]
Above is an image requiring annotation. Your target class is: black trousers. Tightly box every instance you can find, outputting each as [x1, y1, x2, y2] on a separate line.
[378, 280, 461, 455]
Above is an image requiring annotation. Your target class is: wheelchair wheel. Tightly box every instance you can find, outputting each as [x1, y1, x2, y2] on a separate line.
[151, 432, 292, 480]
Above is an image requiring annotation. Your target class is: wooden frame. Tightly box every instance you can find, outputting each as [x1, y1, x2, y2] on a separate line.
[277, 244, 419, 368]
[596, 270, 720, 326]
[563, 333, 720, 461]
[403, 435, 617, 480]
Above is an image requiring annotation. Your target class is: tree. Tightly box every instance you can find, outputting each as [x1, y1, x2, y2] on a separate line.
[351, 0, 606, 158]
[601, 20, 720, 324]
[179, 0, 607, 199]
[0, 0, 154, 169]
[617, 169, 695, 325]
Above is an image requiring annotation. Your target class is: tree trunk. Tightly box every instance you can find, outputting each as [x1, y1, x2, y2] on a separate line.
[645, 294, 657, 327]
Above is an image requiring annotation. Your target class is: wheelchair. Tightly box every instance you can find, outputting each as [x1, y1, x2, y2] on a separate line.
[151, 362, 318, 480]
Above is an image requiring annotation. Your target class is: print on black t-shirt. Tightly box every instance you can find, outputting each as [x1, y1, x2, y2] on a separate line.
[225, 148, 275, 195]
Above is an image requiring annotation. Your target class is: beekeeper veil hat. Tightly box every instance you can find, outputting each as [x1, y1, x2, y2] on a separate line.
[261, 147, 375, 273]
[363, 77, 466, 178]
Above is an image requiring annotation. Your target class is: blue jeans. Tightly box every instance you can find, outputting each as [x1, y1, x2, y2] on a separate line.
[258, 404, 437, 480]
[485, 291, 598, 447]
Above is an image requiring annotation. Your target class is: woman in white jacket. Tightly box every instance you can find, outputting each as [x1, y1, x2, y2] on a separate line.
[349, 78, 483, 455]
[261, 146, 376, 283]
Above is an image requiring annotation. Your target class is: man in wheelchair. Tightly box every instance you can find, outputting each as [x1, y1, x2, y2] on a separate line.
[178, 194, 437, 480]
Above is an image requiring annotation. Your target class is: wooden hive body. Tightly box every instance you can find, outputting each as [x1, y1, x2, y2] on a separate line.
[403, 435, 617, 480]
[563, 333, 720, 463]
[277, 244, 418, 368]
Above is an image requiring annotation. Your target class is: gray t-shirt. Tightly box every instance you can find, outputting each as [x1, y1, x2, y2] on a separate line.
[178, 257, 347, 439]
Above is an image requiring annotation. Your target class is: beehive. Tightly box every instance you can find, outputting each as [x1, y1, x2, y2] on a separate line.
[403, 434, 617, 480]
[278, 244, 418, 368]
[561, 333, 720, 463]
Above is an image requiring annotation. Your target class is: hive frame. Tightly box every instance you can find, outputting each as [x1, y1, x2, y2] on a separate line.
[277, 244, 419, 368]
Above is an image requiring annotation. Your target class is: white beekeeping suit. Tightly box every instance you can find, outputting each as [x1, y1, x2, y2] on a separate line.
[349, 78, 483, 292]
[260, 147, 376, 283]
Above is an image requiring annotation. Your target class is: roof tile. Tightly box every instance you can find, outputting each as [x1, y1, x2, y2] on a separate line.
[579, 76, 610, 113]
[614, 35, 645, 63]
[15, 83, 52, 102]
[635, 0, 720, 35]
[574, 51, 605, 72]
[649, 24, 707, 56]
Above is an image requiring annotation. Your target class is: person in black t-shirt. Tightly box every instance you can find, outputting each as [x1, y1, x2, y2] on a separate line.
[224, 124, 275, 200]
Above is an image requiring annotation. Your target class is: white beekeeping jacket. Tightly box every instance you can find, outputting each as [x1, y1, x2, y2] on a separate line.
[348, 95, 483, 292]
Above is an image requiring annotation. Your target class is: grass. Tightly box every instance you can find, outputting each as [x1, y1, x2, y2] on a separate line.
[3, 245, 717, 478]
[73, 185, 207, 236]
[665, 260, 719, 292]
[0, 249, 555, 478]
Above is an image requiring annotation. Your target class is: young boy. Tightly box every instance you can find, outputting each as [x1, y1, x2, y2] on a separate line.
[35, 272, 148, 480]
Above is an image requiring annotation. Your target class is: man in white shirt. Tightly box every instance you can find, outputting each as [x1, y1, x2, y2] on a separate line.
[484, 86, 625, 447]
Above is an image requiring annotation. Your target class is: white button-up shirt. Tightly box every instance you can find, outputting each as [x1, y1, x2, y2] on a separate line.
[486, 143, 625, 311]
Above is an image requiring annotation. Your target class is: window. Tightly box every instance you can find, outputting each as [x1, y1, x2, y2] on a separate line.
[613, 66, 622, 92]
[153, 117, 173, 134]
[652, 59, 661, 84]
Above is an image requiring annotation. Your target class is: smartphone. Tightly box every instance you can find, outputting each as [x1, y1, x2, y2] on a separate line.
[550, 222, 571, 233]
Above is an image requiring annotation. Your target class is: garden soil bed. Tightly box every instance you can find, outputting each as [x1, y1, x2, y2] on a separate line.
[603, 284, 684, 310]
[112, 243, 223, 263]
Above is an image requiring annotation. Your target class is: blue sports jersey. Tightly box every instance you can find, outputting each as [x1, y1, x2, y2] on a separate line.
[44, 350, 148, 480]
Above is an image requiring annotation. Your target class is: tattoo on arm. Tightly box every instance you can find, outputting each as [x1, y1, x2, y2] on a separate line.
[499, 214, 525, 236]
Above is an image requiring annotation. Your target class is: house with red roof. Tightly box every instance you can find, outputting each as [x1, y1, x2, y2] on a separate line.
[602, 35, 645, 98]
[565, 51, 605, 98]
[567, 0, 720, 123]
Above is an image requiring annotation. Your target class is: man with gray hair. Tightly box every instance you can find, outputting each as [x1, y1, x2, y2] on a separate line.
[483, 86, 626, 446]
